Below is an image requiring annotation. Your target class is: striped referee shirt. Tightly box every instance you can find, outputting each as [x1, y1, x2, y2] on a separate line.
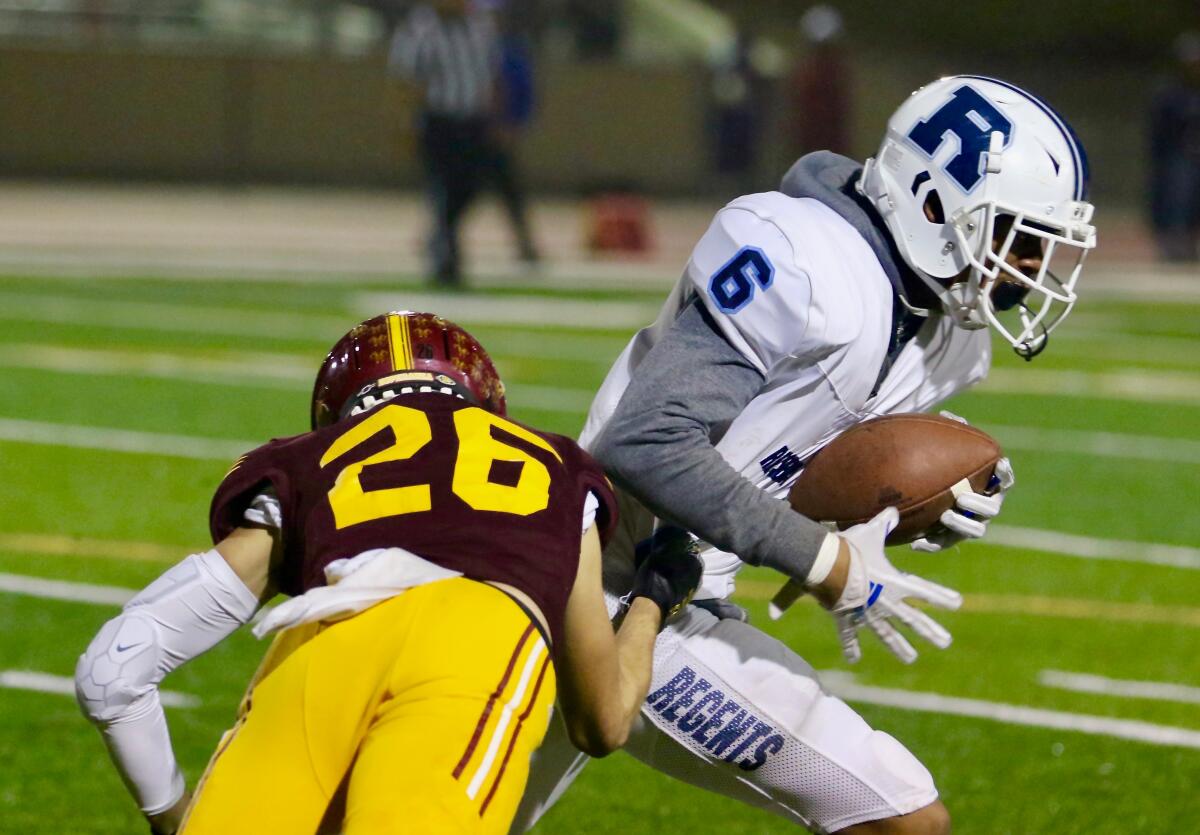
[388, 5, 499, 119]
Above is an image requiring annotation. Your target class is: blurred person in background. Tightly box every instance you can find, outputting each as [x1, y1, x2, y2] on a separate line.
[566, 0, 623, 60]
[709, 31, 770, 197]
[1148, 30, 1200, 262]
[485, 3, 542, 265]
[787, 4, 852, 159]
[389, 0, 500, 287]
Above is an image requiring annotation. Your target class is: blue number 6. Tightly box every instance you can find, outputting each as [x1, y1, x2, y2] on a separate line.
[707, 247, 774, 313]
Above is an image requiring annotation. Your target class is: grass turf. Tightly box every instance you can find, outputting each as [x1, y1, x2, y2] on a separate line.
[0, 273, 1197, 833]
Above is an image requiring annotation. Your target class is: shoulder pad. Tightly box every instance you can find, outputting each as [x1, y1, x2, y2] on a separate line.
[686, 198, 812, 373]
[688, 195, 879, 372]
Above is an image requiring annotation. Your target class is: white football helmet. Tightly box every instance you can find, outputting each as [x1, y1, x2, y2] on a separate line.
[859, 75, 1097, 358]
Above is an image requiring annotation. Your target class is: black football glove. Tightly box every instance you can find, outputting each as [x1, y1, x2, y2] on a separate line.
[631, 526, 703, 625]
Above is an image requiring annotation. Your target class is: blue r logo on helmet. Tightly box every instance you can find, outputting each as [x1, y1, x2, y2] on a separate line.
[907, 85, 1013, 193]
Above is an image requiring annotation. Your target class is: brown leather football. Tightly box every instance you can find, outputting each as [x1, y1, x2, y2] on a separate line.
[788, 413, 1002, 545]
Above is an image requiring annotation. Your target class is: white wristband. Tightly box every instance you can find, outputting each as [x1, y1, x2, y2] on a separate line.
[804, 533, 841, 586]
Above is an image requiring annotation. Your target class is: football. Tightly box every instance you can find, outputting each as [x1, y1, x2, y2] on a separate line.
[788, 413, 1002, 545]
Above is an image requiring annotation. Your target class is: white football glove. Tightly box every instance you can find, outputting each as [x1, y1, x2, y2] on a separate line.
[771, 508, 963, 664]
[911, 412, 1015, 553]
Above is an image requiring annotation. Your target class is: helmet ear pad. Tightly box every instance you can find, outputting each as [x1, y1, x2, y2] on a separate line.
[310, 312, 507, 430]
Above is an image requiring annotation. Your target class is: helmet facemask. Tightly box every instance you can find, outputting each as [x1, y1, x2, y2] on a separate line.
[943, 199, 1095, 359]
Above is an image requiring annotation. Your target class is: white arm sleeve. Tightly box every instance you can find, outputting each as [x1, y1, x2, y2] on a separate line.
[75, 549, 259, 814]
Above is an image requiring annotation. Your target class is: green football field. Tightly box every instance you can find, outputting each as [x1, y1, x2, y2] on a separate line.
[0, 270, 1197, 834]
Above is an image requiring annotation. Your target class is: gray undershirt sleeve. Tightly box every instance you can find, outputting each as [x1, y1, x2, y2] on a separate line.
[591, 300, 830, 581]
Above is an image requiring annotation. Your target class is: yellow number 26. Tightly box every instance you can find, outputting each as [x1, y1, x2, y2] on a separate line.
[318, 404, 562, 530]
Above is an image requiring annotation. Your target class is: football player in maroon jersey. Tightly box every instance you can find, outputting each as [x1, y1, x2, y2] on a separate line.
[75, 312, 702, 835]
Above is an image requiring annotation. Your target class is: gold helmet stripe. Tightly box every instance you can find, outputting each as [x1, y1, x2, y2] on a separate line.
[387, 313, 414, 371]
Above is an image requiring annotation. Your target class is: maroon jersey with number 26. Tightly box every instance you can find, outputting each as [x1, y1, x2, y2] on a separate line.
[210, 392, 617, 649]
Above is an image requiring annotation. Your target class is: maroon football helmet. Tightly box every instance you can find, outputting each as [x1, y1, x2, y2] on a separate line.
[310, 312, 507, 429]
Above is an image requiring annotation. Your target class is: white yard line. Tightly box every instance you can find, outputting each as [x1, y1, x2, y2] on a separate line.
[8, 345, 1200, 456]
[1047, 330, 1200, 368]
[4, 567, 1199, 741]
[0, 297, 627, 361]
[5, 332, 1200, 418]
[1038, 670, 1200, 706]
[14, 559, 1195, 630]
[0, 566, 281, 638]
[0, 287, 656, 335]
[0, 670, 200, 708]
[734, 583, 1200, 627]
[3, 418, 1199, 572]
[819, 671, 1200, 750]
[963, 594, 1200, 627]
[0, 572, 136, 605]
[0, 343, 599, 414]
[986, 526, 1200, 570]
[11, 405, 1179, 471]
[8, 344, 1200, 434]
[0, 533, 180, 563]
[0, 341, 556, 384]
[352, 292, 660, 331]
[4, 562, 1199, 746]
[0, 292, 628, 363]
[0, 292, 350, 341]
[1077, 267, 1200, 303]
[984, 424, 1200, 465]
[0, 250, 677, 289]
[0, 344, 311, 389]
[5, 290, 1196, 355]
[1054, 317, 1200, 347]
[469, 331, 630, 364]
[0, 418, 252, 461]
[984, 367, 1200, 405]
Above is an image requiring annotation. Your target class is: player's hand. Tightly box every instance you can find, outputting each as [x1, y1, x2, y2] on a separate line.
[692, 597, 750, 623]
[631, 527, 703, 625]
[774, 508, 962, 664]
[911, 452, 1014, 553]
[912, 411, 1013, 553]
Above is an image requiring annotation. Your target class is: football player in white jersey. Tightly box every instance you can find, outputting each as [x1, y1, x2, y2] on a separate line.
[513, 76, 1097, 834]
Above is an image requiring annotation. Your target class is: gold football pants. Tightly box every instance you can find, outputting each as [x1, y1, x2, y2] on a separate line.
[181, 577, 556, 835]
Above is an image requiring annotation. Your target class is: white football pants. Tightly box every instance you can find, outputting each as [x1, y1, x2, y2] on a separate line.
[512, 603, 939, 834]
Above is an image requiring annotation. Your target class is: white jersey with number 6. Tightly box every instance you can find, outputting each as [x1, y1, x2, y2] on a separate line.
[581, 190, 991, 599]
[517, 188, 992, 835]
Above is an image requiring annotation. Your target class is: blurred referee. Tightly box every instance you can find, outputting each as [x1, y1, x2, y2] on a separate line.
[390, 0, 500, 287]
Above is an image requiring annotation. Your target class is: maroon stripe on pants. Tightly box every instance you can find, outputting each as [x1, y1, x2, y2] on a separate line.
[479, 653, 553, 816]
[452, 622, 536, 780]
